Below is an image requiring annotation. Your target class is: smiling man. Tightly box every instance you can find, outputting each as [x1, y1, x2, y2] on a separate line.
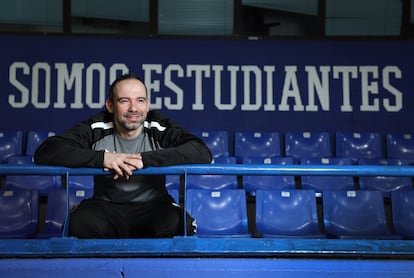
[34, 73, 212, 239]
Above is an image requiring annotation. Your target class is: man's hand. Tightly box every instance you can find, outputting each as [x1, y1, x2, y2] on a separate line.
[103, 152, 144, 180]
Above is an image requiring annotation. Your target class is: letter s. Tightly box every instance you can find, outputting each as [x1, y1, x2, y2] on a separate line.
[9, 62, 30, 108]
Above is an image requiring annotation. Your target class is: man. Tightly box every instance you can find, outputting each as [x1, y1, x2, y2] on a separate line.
[34, 73, 212, 238]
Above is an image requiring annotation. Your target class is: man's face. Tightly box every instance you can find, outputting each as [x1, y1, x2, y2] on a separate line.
[106, 78, 150, 135]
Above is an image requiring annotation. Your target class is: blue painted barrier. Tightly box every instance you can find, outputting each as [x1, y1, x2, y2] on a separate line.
[1, 163, 414, 176]
[1, 163, 414, 257]
[1, 164, 414, 277]
[1, 257, 413, 278]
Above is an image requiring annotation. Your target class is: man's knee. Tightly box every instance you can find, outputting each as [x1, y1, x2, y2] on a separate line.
[152, 206, 195, 237]
[184, 212, 197, 236]
[68, 208, 115, 238]
[171, 208, 196, 236]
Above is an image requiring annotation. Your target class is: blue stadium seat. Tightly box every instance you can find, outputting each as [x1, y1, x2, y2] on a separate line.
[168, 188, 180, 204]
[165, 174, 180, 190]
[0, 130, 23, 163]
[5, 155, 62, 196]
[186, 174, 238, 190]
[186, 157, 238, 190]
[192, 130, 230, 159]
[335, 132, 384, 163]
[323, 190, 400, 239]
[185, 189, 250, 237]
[285, 131, 332, 163]
[358, 158, 413, 197]
[25, 130, 56, 156]
[386, 133, 414, 164]
[38, 188, 93, 238]
[242, 157, 295, 196]
[234, 131, 280, 163]
[66, 175, 94, 190]
[300, 157, 355, 196]
[0, 189, 39, 239]
[167, 158, 238, 191]
[255, 189, 325, 238]
[391, 191, 414, 239]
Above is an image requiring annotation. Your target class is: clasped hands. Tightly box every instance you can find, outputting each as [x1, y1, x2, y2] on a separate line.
[103, 152, 144, 180]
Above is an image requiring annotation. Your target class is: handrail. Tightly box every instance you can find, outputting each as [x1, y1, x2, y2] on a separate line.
[1, 163, 414, 176]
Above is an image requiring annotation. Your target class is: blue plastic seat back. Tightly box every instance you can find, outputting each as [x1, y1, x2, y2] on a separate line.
[167, 189, 180, 204]
[386, 133, 414, 163]
[285, 131, 331, 163]
[5, 155, 61, 196]
[67, 175, 94, 190]
[26, 130, 56, 156]
[42, 188, 93, 237]
[186, 175, 238, 190]
[166, 175, 180, 190]
[359, 158, 413, 197]
[192, 130, 230, 159]
[0, 130, 23, 163]
[185, 189, 250, 237]
[323, 190, 395, 238]
[242, 157, 295, 195]
[256, 189, 324, 238]
[234, 131, 280, 163]
[0, 189, 39, 239]
[300, 157, 355, 195]
[335, 132, 384, 163]
[211, 156, 236, 164]
[391, 191, 414, 239]
[186, 157, 238, 190]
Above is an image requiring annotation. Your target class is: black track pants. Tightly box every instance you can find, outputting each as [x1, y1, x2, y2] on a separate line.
[68, 197, 195, 238]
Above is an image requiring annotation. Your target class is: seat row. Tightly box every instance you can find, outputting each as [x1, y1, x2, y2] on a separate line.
[1, 188, 414, 240]
[166, 156, 414, 198]
[0, 130, 56, 164]
[193, 130, 414, 164]
[1, 155, 94, 195]
[0, 186, 178, 239]
[2, 130, 414, 164]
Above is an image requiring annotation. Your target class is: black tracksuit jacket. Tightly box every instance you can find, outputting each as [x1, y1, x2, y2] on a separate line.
[34, 110, 212, 203]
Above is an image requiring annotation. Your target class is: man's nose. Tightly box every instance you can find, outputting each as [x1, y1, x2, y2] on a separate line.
[128, 100, 140, 111]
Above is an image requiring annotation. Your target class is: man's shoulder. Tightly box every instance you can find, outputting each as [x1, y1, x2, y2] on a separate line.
[88, 110, 113, 124]
[85, 111, 115, 133]
[145, 110, 172, 130]
[146, 110, 163, 120]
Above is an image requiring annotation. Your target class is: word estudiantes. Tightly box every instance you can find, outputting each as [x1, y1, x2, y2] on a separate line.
[8, 62, 403, 112]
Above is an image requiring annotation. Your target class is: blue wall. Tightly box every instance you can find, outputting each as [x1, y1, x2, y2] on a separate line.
[0, 34, 413, 134]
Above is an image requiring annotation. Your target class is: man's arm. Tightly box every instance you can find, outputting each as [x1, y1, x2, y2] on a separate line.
[33, 123, 105, 168]
[140, 111, 213, 167]
[141, 139, 212, 167]
[34, 118, 143, 179]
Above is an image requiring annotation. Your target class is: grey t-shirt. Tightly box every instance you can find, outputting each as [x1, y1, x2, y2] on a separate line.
[92, 132, 166, 203]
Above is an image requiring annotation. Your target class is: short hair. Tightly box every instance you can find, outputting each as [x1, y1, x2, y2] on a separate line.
[108, 73, 147, 101]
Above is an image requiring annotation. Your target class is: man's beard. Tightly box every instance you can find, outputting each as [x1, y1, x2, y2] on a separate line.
[118, 112, 145, 131]
[120, 121, 142, 131]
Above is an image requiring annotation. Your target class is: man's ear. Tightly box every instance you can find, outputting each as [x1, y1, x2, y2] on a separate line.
[105, 99, 114, 113]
